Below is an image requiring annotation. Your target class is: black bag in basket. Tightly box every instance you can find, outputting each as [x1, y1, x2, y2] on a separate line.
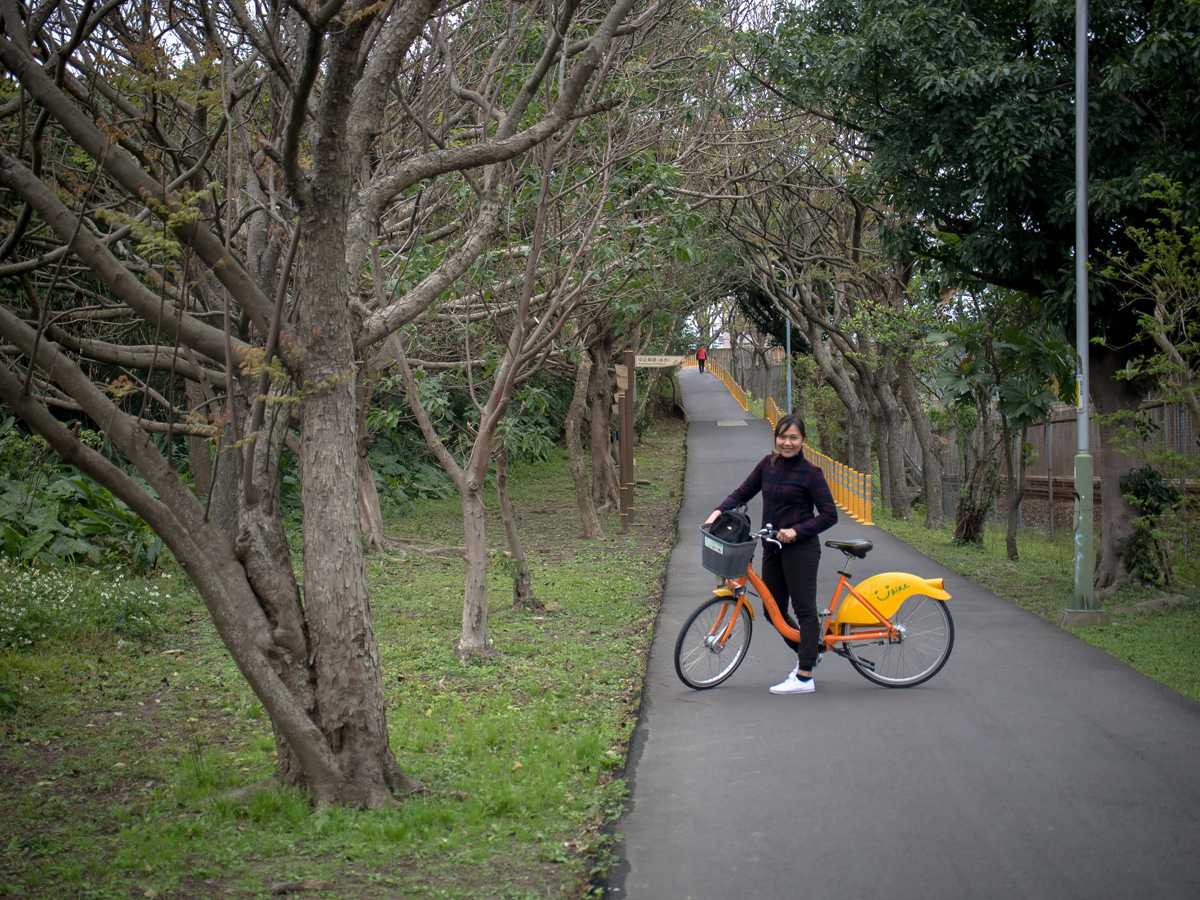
[708, 509, 752, 544]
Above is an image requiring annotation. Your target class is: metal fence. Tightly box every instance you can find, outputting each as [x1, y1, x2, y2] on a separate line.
[698, 346, 1198, 523]
[919, 401, 1198, 484]
[694, 359, 874, 525]
[703, 346, 789, 410]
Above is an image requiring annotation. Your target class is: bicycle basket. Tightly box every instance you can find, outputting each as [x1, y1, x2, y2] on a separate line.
[699, 526, 757, 578]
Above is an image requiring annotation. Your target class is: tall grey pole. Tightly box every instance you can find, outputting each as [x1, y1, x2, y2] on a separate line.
[785, 317, 793, 414]
[1072, 0, 1096, 612]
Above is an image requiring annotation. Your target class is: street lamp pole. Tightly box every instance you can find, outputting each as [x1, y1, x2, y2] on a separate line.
[785, 316, 793, 414]
[1071, 0, 1097, 614]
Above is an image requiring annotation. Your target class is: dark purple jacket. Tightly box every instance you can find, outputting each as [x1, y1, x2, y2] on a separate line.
[718, 452, 837, 552]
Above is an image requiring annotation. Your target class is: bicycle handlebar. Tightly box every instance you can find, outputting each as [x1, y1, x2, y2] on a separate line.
[753, 525, 783, 549]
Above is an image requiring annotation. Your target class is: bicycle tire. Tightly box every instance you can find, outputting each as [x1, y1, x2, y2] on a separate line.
[843, 595, 954, 688]
[674, 597, 753, 690]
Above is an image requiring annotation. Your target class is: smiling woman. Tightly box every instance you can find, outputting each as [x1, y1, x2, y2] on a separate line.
[704, 413, 838, 692]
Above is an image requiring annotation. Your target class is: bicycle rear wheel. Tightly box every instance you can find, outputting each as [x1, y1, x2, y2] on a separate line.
[843, 595, 954, 688]
[674, 597, 753, 690]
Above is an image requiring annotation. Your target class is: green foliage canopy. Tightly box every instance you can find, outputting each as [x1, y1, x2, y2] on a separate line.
[755, 0, 1200, 333]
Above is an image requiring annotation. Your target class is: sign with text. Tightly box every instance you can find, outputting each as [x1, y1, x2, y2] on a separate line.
[634, 355, 684, 368]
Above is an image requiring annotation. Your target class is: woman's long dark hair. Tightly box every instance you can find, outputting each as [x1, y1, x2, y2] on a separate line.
[771, 414, 807, 463]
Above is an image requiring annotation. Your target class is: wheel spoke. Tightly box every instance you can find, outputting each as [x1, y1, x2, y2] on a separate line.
[845, 596, 953, 688]
[674, 599, 752, 689]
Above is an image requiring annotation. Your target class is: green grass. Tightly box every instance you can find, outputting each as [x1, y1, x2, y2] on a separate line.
[873, 504, 1200, 702]
[0, 416, 687, 898]
[0, 560, 186, 650]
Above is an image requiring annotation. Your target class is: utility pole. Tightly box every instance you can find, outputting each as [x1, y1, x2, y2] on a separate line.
[785, 317, 793, 415]
[1066, 0, 1100, 622]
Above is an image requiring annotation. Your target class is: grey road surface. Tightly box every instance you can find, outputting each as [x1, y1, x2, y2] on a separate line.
[608, 367, 1200, 900]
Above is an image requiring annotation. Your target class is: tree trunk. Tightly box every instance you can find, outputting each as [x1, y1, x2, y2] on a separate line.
[355, 377, 386, 551]
[800, 313, 870, 470]
[791, 358, 805, 422]
[1005, 424, 1028, 562]
[458, 483, 492, 658]
[566, 352, 603, 538]
[236, 483, 312, 783]
[587, 336, 620, 509]
[954, 461, 998, 545]
[189, 375, 241, 536]
[358, 457, 387, 551]
[296, 195, 401, 807]
[847, 415, 871, 474]
[897, 360, 944, 527]
[875, 410, 893, 518]
[495, 446, 539, 611]
[635, 369, 665, 427]
[185, 380, 215, 501]
[208, 417, 243, 537]
[954, 404, 999, 545]
[882, 387, 910, 518]
[1092, 347, 1145, 591]
[999, 414, 1019, 560]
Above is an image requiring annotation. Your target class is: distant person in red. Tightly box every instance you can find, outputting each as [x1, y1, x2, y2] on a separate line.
[696, 345, 708, 374]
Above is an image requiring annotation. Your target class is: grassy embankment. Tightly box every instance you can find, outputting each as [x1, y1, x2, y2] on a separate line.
[0, 415, 686, 898]
[872, 506, 1200, 702]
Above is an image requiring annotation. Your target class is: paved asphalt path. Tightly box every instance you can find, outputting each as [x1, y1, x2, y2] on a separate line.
[608, 367, 1200, 900]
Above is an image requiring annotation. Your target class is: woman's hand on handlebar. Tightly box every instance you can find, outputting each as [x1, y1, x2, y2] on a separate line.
[777, 527, 797, 544]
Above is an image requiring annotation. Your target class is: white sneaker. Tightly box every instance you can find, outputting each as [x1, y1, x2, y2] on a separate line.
[769, 672, 815, 695]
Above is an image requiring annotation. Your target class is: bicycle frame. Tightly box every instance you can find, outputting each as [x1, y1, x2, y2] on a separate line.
[706, 562, 950, 651]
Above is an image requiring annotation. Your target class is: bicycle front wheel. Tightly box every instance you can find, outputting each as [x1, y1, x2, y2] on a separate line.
[843, 595, 954, 688]
[674, 597, 753, 690]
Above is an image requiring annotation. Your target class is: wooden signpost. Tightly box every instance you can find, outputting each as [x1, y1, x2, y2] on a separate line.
[618, 350, 635, 532]
[616, 354, 684, 531]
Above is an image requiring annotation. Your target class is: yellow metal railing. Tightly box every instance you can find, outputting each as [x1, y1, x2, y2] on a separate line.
[764, 396, 782, 428]
[692, 360, 873, 525]
[706, 359, 747, 411]
[802, 446, 873, 526]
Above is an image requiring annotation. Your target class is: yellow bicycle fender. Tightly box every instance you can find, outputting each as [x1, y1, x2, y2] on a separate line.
[712, 587, 755, 619]
[836, 572, 951, 626]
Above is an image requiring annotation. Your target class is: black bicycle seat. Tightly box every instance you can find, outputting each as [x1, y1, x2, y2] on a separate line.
[825, 539, 873, 558]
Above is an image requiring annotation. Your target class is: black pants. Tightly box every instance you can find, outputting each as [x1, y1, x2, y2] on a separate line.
[760, 537, 821, 670]
[697, 358, 706, 373]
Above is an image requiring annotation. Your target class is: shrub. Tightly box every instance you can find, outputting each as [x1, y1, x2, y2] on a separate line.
[1119, 465, 1183, 587]
[0, 417, 164, 571]
[0, 558, 177, 649]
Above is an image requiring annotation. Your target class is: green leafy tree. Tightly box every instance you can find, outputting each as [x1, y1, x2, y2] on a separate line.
[752, 0, 1200, 587]
[1102, 176, 1200, 426]
[1101, 177, 1200, 588]
[937, 290, 1075, 553]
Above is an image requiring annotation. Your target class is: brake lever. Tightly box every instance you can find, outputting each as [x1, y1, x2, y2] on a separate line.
[760, 523, 782, 549]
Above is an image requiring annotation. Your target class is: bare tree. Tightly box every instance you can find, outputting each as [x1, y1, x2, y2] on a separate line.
[0, 0, 651, 805]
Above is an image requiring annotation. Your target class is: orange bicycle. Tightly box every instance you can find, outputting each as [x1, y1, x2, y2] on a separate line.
[674, 526, 954, 690]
